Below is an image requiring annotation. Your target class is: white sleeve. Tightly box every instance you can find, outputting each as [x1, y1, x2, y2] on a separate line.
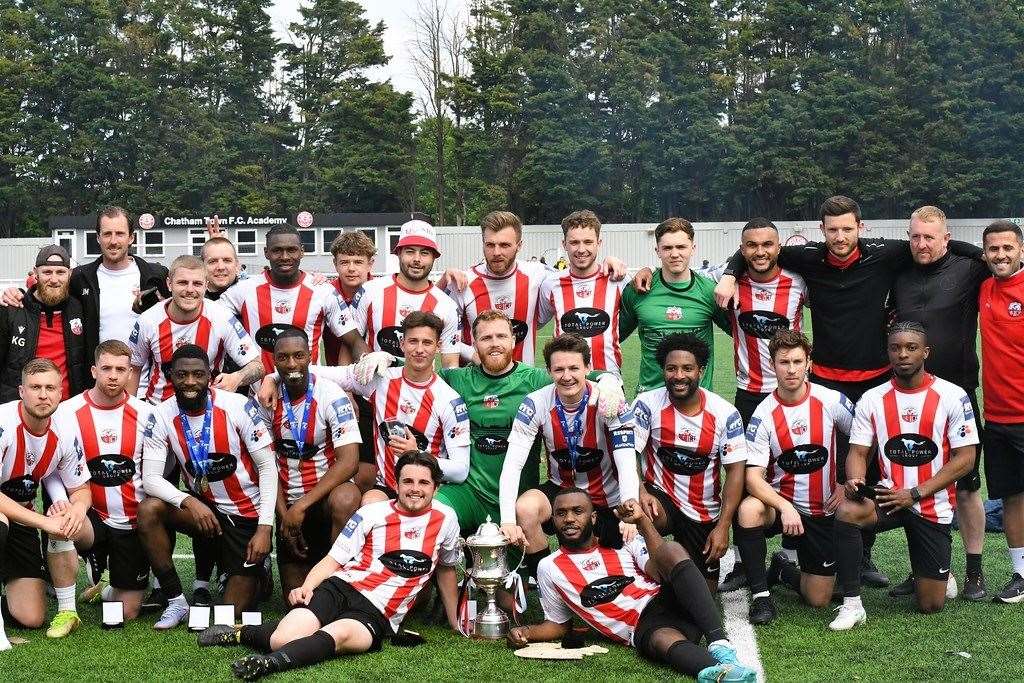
[832, 392, 856, 436]
[220, 282, 243, 316]
[222, 312, 261, 367]
[323, 288, 358, 337]
[128, 317, 150, 369]
[947, 391, 981, 448]
[43, 473, 69, 502]
[350, 284, 369, 335]
[142, 412, 188, 508]
[323, 390, 362, 448]
[744, 411, 771, 468]
[438, 303, 460, 355]
[607, 408, 639, 501]
[537, 560, 573, 625]
[720, 409, 747, 464]
[437, 514, 462, 566]
[498, 396, 542, 523]
[54, 429, 89, 491]
[329, 508, 371, 566]
[632, 398, 652, 457]
[848, 397, 876, 447]
[309, 363, 371, 396]
[438, 395, 470, 483]
[248, 444, 278, 526]
[536, 274, 556, 327]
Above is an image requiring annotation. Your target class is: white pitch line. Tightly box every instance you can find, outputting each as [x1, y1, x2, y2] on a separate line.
[171, 553, 277, 559]
[719, 548, 766, 682]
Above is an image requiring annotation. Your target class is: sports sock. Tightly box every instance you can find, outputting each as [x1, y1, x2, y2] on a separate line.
[861, 528, 877, 557]
[0, 523, 9, 650]
[55, 585, 76, 613]
[666, 640, 718, 677]
[835, 521, 863, 598]
[751, 591, 770, 599]
[268, 630, 336, 672]
[1009, 547, 1024, 576]
[194, 580, 210, 591]
[154, 567, 183, 601]
[153, 577, 161, 589]
[779, 558, 802, 592]
[843, 596, 862, 610]
[241, 620, 281, 652]
[524, 548, 551, 579]
[668, 559, 725, 643]
[782, 547, 799, 563]
[101, 585, 115, 601]
[965, 553, 982, 579]
[733, 526, 768, 593]
[194, 537, 216, 582]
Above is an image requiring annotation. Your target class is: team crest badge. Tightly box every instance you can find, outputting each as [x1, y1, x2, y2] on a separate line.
[400, 400, 416, 415]
[1010, 301, 1023, 317]
[25, 450, 36, 466]
[100, 429, 117, 444]
[575, 286, 592, 298]
[678, 429, 696, 443]
[174, 336, 189, 350]
[902, 407, 919, 423]
[754, 287, 773, 302]
[483, 394, 500, 409]
[495, 295, 513, 313]
[404, 527, 422, 540]
[665, 306, 682, 321]
[274, 299, 291, 314]
[583, 558, 600, 571]
[70, 318, 83, 335]
[791, 419, 807, 435]
[399, 304, 413, 318]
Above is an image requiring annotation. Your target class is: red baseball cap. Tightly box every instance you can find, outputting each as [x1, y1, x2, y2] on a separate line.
[393, 220, 440, 257]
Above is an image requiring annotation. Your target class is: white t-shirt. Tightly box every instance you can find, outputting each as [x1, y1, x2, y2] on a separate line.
[97, 261, 141, 343]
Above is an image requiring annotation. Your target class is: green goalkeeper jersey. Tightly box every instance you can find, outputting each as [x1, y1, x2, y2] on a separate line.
[619, 269, 729, 394]
[438, 362, 549, 505]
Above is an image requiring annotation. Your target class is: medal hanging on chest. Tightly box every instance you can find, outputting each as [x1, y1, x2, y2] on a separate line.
[180, 397, 213, 496]
[282, 376, 314, 457]
[554, 388, 590, 478]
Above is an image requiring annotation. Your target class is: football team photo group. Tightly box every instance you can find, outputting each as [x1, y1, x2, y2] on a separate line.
[1, 196, 1023, 681]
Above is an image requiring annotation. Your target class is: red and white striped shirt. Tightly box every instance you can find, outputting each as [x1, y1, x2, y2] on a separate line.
[329, 499, 461, 632]
[316, 365, 470, 491]
[745, 383, 854, 517]
[633, 387, 747, 523]
[143, 389, 274, 519]
[849, 374, 978, 525]
[221, 271, 356, 372]
[129, 300, 261, 403]
[501, 382, 638, 522]
[537, 538, 660, 645]
[539, 271, 626, 374]
[449, 260, 549, 364]
[262, 373, 361, 506]
[731, 270, 806, 392]
[0, 400, 86, 508]
[56, 391, 152, 529]
[352, 275, 459, 358]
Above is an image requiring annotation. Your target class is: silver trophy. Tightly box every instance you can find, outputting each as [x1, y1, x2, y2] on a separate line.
[464, 517, 514, 639]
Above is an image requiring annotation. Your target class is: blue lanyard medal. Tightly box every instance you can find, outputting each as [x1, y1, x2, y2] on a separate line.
[282, 376, 314, 458]
[554, 387, 590, 474]
[181, 396, 214, 494]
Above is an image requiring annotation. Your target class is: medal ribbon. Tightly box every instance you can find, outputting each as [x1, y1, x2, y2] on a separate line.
[282, 375, 314, 456]
[180, 396, 213, 480]
[554, 387, 590, 472]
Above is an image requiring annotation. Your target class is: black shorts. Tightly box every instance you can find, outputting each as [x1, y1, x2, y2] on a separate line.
[306, 576, 392, 652]
[353, 394, 376, 465]
[870, 504, 952, 581]
[983, 421, 1024, 499]
[634, 590, 703, 657]
[644, 483, 719, 580]
[86, 509, 149, 590]
[0, 522, 46, 582]
[539, 481, 623, 549]
[763, 511, 835, 576]
[276, 499, 334, 568]
[200, 505, 263, 578]
[956, 390, 982, 492]
[734, 389, 769, 427]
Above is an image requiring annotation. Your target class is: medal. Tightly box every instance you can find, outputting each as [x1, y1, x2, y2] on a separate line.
[180, 395, 214, 493]
[198, 476, 210, 494]
[282, 375, 314, 458]
[554, 386, 590, 476]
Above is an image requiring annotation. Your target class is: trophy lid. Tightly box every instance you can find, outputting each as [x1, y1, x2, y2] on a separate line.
[467, 516, 507, 548]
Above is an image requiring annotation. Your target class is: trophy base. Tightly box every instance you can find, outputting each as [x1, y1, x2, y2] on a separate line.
[474, 610, 509, 640]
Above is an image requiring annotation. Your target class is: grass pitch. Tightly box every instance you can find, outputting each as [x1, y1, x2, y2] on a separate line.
[3, 327, 1023, 681]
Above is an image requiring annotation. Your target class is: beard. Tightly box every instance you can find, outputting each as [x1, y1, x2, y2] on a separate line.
[36, 280, 69, 307]
[174, 386, 208, 412]
[480, 348, 513, 374]
[555, 518, 595, 550]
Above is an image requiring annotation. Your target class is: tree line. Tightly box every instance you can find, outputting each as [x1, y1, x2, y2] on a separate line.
[3, 0, 1023, 237]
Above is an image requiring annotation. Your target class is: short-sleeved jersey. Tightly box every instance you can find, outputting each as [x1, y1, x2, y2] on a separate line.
[537, 538, 661, 646]
[449, 260, 548, 364]
[56, 391, 152, 529]
[351, 275, 459, 358]
[143, 389, 273, 519]
[510, 382, 636, 508]
[849, 375, 979, 525]
[633, 387, 747, 522]
[318, 366, 469, 491]
[745, 383, 854, 517]
[731, 270, 806, 392]
[329, 499, 461, 632]
[539, 271, 627, 374]
[264, 373, 361, 506]
[0, 400, 86, 508]
[619, 270, 726, 393]
[129, 300, 261, 403]
[980, 268, 1024, 423]
[438, 363, 549, 505]
[221, 270, 356, 372]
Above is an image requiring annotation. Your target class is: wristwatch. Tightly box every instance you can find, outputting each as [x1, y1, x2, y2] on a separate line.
[910, 487, 922, 503]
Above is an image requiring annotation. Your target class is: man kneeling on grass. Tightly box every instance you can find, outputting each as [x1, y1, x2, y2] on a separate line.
[507, 488, 756, 683]
[198, 450, 462, 680]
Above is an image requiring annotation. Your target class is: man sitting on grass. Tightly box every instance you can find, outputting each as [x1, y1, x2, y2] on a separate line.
[508, 488, 757, 682]
[197, 450, 462, 680]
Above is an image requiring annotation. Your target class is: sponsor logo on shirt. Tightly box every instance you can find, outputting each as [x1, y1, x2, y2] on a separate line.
[745, 415, 761, 440]
[332, 397, 355, 423]
[129, 323, 140, 344]
[231, 318, 247, 339]
[143, 413, 157, 438]
[515, 397, 536, 424]
[452, 398, 469, 421]
[961, 395, 975, 422]
[726, 412, 744, 439]
[883, 433, 939, 467]
[560, 308, 610, 337]
[580, 575, 635, 607]
[87, 454, 135, 487]
[959, 424, 973, 438]
[342, 512, 361, 537]
[777, 444, 828, 474]
[737, 310, 789, 339]
[634, 401, 650, 430]
[840, 394, 855, 416]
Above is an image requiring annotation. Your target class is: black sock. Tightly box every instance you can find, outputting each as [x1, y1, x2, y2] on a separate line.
[779, 559, 802, 592]
[966, 553, 982, 578]
[525, 548, 551, 579]
[154, 566, 183, 600]
[240, 621, 280, 652]
[835, 521, 863, 598]
[733, 526, 768, 593]
[668, 559, 725, 643]
[194, 537, 216, 582]
[861, 528, 876, 557]
[665, 640, 719, 677]
[780, 533, 799, 551]
[268, 630, 336, 672]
